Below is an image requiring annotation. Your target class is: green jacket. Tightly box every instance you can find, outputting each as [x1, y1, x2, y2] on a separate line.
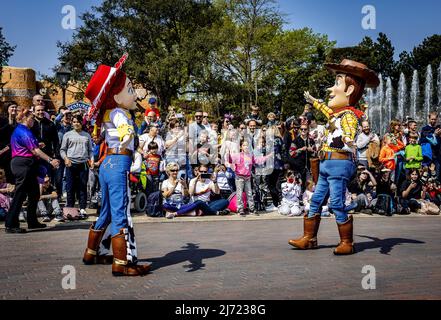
[404, 144, 423, 169]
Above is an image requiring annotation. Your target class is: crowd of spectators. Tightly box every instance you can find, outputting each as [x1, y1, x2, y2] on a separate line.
[1, 95, 440, 229]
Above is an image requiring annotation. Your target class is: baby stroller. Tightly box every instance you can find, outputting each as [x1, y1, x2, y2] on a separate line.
[129, 173, 148, 213]
[252, 174, 271, 212]
[130, 160, 164, 217]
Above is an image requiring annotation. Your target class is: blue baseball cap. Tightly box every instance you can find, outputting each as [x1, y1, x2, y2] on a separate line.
[148, 97, 157, 105]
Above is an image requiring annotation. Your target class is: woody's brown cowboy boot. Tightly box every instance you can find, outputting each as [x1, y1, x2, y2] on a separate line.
[111, 228, 150, 277]
[289, 214, 321, 249]
[334, 215, 355, 255]
[83, 224, 113, 265]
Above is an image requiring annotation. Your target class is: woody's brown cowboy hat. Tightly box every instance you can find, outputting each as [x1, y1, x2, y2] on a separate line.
[324, 59, 380, 88]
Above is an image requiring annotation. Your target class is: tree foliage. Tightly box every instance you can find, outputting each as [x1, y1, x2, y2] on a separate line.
[327, 33, 396, 79]
[57, 0, 336, 118]
[0, 27, 16, 90]
[56, 0, 439, 120]
[58, 0, 224, 107]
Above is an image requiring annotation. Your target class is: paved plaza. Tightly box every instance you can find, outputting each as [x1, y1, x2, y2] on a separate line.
[1, 215, 440, 300]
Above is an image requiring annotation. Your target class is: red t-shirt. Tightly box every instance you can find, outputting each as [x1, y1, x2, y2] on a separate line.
[144, 153, 161, 176]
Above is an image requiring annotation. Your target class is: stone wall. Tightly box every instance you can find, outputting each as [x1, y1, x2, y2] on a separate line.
[1, 66, 36, 107]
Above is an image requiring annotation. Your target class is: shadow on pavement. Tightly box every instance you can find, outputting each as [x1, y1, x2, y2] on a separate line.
[298, 235, 425, 255]
[139, 243, 226, 272]
[26, 222, 91, 233]
[355, 235, 425, 255]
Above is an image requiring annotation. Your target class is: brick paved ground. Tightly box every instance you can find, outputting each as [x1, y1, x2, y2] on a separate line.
[0, 215, 440, 300]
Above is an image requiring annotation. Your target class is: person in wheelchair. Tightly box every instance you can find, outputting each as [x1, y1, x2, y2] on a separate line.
[141, 141, 163, 194]
[129, 142, 164, 213]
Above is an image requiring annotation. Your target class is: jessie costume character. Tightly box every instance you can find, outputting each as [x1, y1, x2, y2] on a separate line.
[82, 54, 150, 276]
[289, 59, 380, 255]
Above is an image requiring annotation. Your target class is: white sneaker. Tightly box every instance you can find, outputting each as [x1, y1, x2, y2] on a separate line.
[166, 212, 176, 219]
[266, 204, 277, 211]
[54, 214, 65, 222]
[19, 211, 26, 222]
[79, 209, 88, 220]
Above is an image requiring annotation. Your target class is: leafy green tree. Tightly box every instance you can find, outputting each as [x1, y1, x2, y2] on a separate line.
[58, 0, 224, 108]
[409, 35, 441, 71]
[209, 0, 283, 114]
[327, 33, 396, 79]
[0, 27, 16, 94]
[264, 28, 335, 118]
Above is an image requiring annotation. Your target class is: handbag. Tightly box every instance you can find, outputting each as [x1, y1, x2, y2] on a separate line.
[63, 207, 80, 220]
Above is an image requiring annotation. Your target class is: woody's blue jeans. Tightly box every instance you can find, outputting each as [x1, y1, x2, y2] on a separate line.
[308, 159, 355, 224]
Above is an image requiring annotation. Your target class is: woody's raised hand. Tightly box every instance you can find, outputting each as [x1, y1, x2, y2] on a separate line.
[304, 91, 317, 104]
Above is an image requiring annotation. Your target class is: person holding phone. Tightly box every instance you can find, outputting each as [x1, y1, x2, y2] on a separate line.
[188, 164, 230, 216]
[399, 169, 423, 215]
[162, 162, 194, 218]
[278, 170, 303, 216]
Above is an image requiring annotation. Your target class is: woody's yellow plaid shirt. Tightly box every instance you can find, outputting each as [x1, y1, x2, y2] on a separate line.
[313, 101, 359, 153]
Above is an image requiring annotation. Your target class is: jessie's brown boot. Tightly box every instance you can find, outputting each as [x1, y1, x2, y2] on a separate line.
[289, 214, 321, 249]
[334, 215, 355, 255]
[111, 229, 150, 277]
[83, 225, 113, 265]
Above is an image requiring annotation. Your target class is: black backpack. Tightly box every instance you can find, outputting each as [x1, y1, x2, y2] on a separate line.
[375, 194, 394, 216]
[146, 191, 164, 217]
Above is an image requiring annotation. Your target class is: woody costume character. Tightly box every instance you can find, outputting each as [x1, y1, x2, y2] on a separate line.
[289, 59, 380, 255]
[82, 54, 150, 276]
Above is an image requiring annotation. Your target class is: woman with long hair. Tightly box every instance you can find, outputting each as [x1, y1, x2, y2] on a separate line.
[60, 114, 94, 218]
[399, 169, 423, 215]
[0, 101, 18, 183]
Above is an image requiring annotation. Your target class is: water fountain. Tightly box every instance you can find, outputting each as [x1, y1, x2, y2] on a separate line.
[376, 74, 384, 134]
[437, 62, 441, 112]
[366, 88, 375, 123]
[361, 64, 440, 134]
[424, 64, 433, 121]
[410, 70, 419, 121]
[385, 77, 393, 126]
[397, 73, 407, 121]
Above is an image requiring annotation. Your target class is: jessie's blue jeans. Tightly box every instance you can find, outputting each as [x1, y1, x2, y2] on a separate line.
[95, 155, 133, 236]
[308, 159, 355, 224]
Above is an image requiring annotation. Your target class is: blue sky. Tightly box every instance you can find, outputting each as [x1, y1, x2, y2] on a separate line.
[1, 0, 440, 78]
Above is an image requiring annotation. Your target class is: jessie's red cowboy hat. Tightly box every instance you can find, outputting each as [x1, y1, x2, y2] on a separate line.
[324, 59, 380, 88]
[85, 53, 128, 120]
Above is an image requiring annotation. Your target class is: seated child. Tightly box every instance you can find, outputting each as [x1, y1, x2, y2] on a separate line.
[278, 171, 303, 216]
[429, 162, 438, 180]
[0, 169, 14, 221]
[423, 178, 441, 206]
[302, 179, 353, 217]
[215, 164, 235, 199]
[302, 179, 331, 217]
[244, 105, 263, 126]
[38, 175, 63, 222]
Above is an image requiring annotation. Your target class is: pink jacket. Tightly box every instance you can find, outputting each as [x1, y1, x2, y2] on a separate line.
[228, 152, 271, 177]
